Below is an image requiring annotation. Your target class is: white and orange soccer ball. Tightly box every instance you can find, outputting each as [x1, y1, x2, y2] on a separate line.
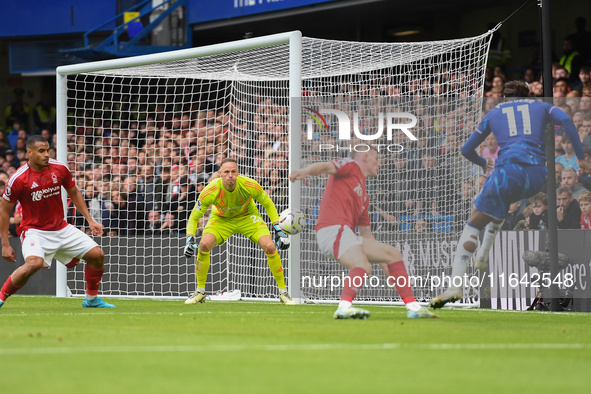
[278, 208, 306, 235]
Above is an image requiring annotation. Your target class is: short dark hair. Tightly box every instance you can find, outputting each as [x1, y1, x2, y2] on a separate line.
[26, 135, 48, 150]
[503, 81, 530, 98]
[557, 186, 573, 197]
[554, 77, 569, 86]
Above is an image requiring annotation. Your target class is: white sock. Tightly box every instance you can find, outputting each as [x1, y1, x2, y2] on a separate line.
[279, 288, 287, 294]
[405, 301, 422, 312]
[450, 223, 481, 289]
[85, 294, 96, 301]
[197, 287, 205, 293]
[475, 220, 504, 261]
[338, 300, 352, 309]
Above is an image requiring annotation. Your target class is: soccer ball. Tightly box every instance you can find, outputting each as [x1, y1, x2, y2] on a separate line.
[278, 208, 306, 235]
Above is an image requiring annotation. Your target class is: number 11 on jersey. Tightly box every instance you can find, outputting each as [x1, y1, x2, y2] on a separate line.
[502, 105, 532, 136]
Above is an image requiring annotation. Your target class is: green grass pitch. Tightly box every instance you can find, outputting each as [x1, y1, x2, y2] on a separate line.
[1, 296, 590, 393]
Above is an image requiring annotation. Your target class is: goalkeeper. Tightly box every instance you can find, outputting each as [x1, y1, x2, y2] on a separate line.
[183, 158, 296, 305]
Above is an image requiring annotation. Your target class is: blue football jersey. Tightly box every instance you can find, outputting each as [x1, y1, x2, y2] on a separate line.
[462, 99, 584, 168]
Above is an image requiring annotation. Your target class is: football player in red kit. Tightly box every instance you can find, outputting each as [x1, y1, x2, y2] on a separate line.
[0, 136, 114, 309]
[290, 146, 437, 319]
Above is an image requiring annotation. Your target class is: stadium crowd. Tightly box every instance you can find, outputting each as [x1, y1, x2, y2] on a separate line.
[1, 35, 591, 237]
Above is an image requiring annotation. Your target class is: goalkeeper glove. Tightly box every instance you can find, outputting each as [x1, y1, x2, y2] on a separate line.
[273, 224, 290, 251]
[184, 235, 198, 258]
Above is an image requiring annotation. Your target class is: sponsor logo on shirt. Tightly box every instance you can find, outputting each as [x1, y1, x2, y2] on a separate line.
[31, 186, 61, 202]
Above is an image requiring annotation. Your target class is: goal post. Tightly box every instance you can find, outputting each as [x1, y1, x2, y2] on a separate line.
[56, 31, 304, 300]
[56, 29, 494, 306]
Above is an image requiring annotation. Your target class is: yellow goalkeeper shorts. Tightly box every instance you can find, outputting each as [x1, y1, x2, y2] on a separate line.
[203, 212, 271, 246]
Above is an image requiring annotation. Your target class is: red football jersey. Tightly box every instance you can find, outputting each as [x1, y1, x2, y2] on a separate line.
[316, 158, 370, 231]
[581, 213, 591, 230]
[3, 159, 76, 233]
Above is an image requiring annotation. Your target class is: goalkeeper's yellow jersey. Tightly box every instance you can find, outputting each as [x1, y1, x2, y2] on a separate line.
[186, 175, 280, 235]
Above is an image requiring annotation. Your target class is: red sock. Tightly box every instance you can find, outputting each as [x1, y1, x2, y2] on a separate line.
[84, 266, 104, 296]
[0, 276, 23, 302]
[340, 267, 368, 302]
[387, 261, 416, 304]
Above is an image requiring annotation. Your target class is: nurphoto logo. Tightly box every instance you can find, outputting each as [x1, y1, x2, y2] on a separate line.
[303, 106, 418, 153]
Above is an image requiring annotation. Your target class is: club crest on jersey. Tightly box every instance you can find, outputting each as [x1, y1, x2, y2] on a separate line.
[354, 184, 363, 197]
[51, 173, 58, 184]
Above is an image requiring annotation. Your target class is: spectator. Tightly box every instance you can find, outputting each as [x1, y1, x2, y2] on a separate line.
[554, 77, 571, 96]
[33, 91, 56, 134]
[102, 190, 138, 236]
[159, 213, 177, 236]
[568, 17, 591, 62]
[0, 131, 9, 156]
[168, 176, 196, 232]
[414, 148, 448, 216]
[523, 67, 537, 85]
[264, 169, 289, 212]
[578, 191, 591, 229]
[5, 150, 19, 169]
[526, 192, 549, 230]
[4, 88, 30, 131]
[556, 134, 579, 171]
[559, 37, 583, 84]
[573, 111, 585, 132]
[480, 133, 499, 176]
[572, 65, 591, 95]
[144, 210, 163, 236]
[6, 121, 22, 150]
[529, 81, 543, 97]
[581, 113, 591, 149]
[137, 164, 163, 211]
[560, 167, 586, 199]
[557, 186, 582, 229]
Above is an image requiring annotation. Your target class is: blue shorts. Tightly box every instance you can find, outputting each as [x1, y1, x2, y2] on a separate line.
[475, 163, 547, 220]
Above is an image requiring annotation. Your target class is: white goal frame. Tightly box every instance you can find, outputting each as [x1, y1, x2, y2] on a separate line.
[55, 31, 304, 300]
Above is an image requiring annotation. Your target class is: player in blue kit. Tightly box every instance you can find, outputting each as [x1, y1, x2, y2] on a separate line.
[430, 81, 591, 308]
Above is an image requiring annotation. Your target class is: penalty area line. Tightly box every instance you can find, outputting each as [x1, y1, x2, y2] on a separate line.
[0, 343, 589, 355]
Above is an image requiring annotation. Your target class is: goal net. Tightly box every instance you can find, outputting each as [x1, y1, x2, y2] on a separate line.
[57, 30, 493, 305]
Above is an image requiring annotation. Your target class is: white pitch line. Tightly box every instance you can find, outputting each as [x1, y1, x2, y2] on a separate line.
[0, 343, 589, 356]
[0, 310, 332, 317]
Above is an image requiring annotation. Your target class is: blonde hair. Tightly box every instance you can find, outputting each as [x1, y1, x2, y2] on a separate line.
[578, 191, 591, 203]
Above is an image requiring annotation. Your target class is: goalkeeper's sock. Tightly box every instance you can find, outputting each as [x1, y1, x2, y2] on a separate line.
[0, 275, 23, 302]
[340, 267, 368, 303]
[196, 250, 211, 288]
[387, 261, 416, 304]
[84, 266, 104, 297]
[266, 251, 286, 290]
[450, 223, 481, 288]
[475, 220, 504, 263]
